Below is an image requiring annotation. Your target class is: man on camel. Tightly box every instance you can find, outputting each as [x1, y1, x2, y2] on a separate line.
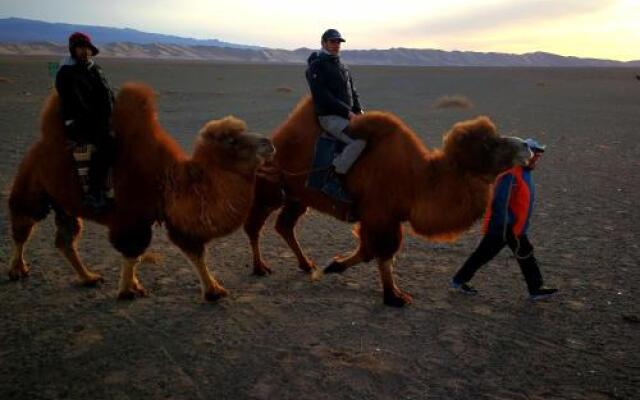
[55, 32, 115, 212]
[305, 28, 364, 203]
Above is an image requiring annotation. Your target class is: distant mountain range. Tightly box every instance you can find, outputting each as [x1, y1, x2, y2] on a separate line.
[0, 17, 258, 49]
[1, 17, 639, 67]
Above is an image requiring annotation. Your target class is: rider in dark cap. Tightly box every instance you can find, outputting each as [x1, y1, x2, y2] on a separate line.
[55, 32, 115, 211]
[305, 29, 364, 203]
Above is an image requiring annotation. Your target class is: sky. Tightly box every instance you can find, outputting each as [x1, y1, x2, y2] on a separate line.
[1, 0, 639, 61]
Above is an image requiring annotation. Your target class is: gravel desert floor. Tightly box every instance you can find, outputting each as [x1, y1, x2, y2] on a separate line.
[1, 56, 639, 399]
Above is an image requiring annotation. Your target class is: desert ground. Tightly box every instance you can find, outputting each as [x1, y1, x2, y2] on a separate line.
[1, 56, 639, 399]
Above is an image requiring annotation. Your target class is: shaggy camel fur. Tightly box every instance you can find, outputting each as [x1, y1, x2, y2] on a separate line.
[8, 83, 274, 301]
[244, 97, 532, 306]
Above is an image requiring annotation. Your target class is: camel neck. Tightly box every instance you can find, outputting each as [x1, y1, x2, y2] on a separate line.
[164, 159, 255, 239]
[409, 153, 491, 241]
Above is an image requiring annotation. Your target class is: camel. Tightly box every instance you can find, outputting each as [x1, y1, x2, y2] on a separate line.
[244, 97, 532, 306]
[7, 82, 274, 301]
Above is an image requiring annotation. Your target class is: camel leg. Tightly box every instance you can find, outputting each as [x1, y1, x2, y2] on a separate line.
[53, 210, 103, 286]
[324, 246, 365, 274]
[8, 170, 54, 280]
[117, 256, 148, 300]
[244, 203, 278, 276]
[8, 243, 29, 280]
[167, 227, 228, 301]
[8, 215, 33, 280]
[356, 220, 411, 306]
[378, 257, 413, 307]
[129, 261, 147, 295]
[275, 200, 316, 273]
[244, 176, 284, 276]
[8, 193, 50, 280]
[110, 224, 153, 300]
[185, 250, 228, 302]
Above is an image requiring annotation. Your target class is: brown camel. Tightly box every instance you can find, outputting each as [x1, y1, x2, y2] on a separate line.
[8, 82, 274, 301]
[244, 97, 532, 306]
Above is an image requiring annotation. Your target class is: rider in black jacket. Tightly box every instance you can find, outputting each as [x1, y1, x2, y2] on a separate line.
[306, 37, 362, 119]
[305, 29, 365, 206]
[55, 32, 115, 211]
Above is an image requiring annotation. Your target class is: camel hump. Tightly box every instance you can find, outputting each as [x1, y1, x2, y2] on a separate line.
[349, 111, 407, 141]
[40, 91, 64, 141]
[112, 82, 157, 134]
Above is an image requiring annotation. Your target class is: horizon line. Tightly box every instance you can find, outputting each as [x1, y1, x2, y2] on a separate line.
[1, 16, 638, 63]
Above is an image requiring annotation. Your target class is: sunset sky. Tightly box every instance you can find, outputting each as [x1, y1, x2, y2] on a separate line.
[2, 0, 639, 61]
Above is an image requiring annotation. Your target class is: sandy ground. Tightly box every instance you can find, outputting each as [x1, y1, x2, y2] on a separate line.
[1, 56, 639, 399]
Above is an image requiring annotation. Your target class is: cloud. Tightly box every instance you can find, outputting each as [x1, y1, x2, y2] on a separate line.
[403, 0, 619, 37]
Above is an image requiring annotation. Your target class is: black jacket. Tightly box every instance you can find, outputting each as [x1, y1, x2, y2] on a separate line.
[305, 51, 362, 119]
[55, 59, 114, 143]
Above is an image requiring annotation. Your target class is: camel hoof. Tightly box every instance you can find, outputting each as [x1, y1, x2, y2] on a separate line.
[383, 290, 413, 307]
[8, 264, 31, 281]
[132, 286, 149, 297]
[298, 261, 316, 273]
[252, 262, 272, 276]
[203, 287, 228, 302]
[80, 273, 104, 287]
[117, 290, 137, 301]
[324, 261, 347, 274]
[141, 252, 163, 265]
[117, 286, 148, 300]
[310, 268, 324, 282]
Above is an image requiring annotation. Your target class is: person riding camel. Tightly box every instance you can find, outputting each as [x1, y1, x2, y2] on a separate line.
[55, 31, 115, 211]
[305, 29, 364, 203]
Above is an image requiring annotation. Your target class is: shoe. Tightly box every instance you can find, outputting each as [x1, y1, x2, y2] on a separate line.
[529, 287, 558, 301]
[321, 172, 353, 204]
[450, 280, 478, 295]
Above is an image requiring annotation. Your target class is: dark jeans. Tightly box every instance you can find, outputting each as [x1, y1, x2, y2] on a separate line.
[69, 124, 115, 195]
[87, 134, 115, 194]
[453, 230, 544, 293]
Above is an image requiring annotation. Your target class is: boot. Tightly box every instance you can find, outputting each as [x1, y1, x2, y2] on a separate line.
[321, 170, 353, 204]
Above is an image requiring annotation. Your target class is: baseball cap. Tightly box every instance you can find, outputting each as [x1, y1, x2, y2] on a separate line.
[524, 138, 546, 153]
[321, 29, 346, 42]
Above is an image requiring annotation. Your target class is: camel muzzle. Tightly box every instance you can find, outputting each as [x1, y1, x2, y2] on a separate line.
[257, 137, 276, 161]
[506, 137, 533, 166]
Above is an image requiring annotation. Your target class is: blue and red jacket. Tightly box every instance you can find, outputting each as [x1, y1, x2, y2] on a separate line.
[482, 165, 535, 237]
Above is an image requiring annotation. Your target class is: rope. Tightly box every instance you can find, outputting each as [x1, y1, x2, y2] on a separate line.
[501, 174, 534, 266]
[278, 165, 332, 177]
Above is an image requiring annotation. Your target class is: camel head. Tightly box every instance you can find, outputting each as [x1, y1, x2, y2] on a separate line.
[193, 116, 275, 175]
[442, 116, 532, 177]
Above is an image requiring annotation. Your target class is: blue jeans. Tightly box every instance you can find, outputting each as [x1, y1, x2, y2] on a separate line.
[318, 115, 366, 174]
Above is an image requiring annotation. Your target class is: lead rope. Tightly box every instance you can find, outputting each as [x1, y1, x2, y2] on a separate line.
[502, 178, 515, 269]
[280, 165, 331, 177]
